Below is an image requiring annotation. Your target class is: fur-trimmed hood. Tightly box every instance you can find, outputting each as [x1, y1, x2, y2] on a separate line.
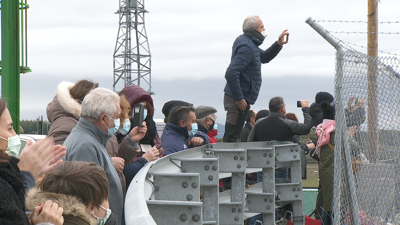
[26, 188, 97, 225]
[47, 81, 81, 122]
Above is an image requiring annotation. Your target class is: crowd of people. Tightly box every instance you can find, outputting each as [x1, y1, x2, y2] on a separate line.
[0, 14, 367, 225]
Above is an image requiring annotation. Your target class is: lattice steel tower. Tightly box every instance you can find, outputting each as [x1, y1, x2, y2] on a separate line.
[113, 0, 153, 94]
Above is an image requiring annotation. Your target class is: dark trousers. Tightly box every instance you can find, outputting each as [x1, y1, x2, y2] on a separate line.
[222, 94, 250, 142]
[222, 94, 250, 189]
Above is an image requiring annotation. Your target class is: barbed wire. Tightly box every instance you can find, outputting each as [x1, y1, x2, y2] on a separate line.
[326, 30, 399, 57]
[328, 31, 400, 35]
[316, 20, 400, 24]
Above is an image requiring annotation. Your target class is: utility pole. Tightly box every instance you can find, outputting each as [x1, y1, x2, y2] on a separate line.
[367, 0, 379, 162]
[113, 0, 153, 94]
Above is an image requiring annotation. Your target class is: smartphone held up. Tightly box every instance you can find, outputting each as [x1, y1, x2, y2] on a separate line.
[132, 103, 144, 128]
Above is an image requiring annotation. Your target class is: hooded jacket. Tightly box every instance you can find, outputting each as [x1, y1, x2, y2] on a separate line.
[47, 81, 81, 145]
[224, 34, 282, 105]
[26, 189, 97, 225]
[118, 85, 162, 160]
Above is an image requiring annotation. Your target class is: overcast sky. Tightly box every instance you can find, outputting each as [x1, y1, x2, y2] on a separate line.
[3, 0, 400, 125]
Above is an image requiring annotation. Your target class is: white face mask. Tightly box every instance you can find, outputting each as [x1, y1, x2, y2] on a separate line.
[261, 30, 268, 38]
[0, 135, 21, 157]
[92, 205, 112, 225]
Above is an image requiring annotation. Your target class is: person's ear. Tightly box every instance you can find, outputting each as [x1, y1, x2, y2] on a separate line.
[251, 117, 255, 124]
[179, 120, 186, 127]
[87, 202, 95, 215]
[100, 114, 107, 125]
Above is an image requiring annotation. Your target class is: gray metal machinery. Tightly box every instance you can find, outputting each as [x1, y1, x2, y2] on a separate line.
[125, 141, 305, 225]
[113, 0, 153, 94]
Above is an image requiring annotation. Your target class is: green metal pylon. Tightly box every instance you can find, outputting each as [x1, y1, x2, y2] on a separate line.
[1, 0, 20, 134]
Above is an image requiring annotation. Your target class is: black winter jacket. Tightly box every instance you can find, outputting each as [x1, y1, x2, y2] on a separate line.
[248, 109, 312, 142]
[224, 34, 282, 105]
[0, 157, 30, 225]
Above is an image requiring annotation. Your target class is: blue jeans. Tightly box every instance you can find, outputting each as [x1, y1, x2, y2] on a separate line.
[248, 214, 263, 225]
[322, 210, 333, 225]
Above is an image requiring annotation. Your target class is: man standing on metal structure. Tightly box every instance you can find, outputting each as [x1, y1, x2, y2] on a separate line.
[223, 15, 289, 143]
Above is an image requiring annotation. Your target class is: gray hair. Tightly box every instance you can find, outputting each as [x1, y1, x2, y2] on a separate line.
[197, 114, 215, 123]
[81, 87, 120, 122]
[269, 96, 284, 112]
[168, 106, 195, 126]
[242, 15, 261, 32]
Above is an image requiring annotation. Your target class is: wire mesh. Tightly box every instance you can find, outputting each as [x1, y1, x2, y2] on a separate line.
[333, 49, 400, 224]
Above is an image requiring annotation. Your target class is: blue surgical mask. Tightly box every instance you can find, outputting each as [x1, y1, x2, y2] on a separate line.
[189, 123, 198, 136]
[143, 109, 148, 120]
[119, 119, 131, 135]
[332, 100, 336, 108]
[0, 135, 21, 157]
[213, 123, 218, 130]
[132, 109, 148, 121]
[92, 205, 112, 225]
[104, 115, 118, 135]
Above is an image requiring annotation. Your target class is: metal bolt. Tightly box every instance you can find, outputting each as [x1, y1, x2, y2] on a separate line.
[293, 155, 297, 158]
[297, 187, 301, 191]
[212, 165, 217, 171]
[237, 164, 241, 168]
[187, 194, 193, 201]
[295, 148, 299, 152]
[290, 148, 294, 152]
[235, 216, 239, 221]
[231, 208, 236, 213]
[155, 186, 159, 191]
[192, 182, 198, 188]
[266, 160, 270, 164]
[264, 198, 268, 202]
[208, 175, 213, 181]
[192, 214, 200, 222]
[204, 165, 210, 171]
[292, 188, 296, 191]
[182, 169, 186, 173]
[267, 205, 271, 209]
[188, 207, 192, 210]
[247, 156, 251, 160]
[263, 153, 268, 157]
[182, 182, 188, 188]
[240, 156, 245, 160]
[238, 208, 242, 213]
[234, 156, 238, 160]
[270, 199, 273, 202]
[295, 194, 299, 198]
[269, 153, 273, 157]
[180, 213, 188, 222]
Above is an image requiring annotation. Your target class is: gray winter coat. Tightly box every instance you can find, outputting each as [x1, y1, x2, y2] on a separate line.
[63, 118, 125, 225]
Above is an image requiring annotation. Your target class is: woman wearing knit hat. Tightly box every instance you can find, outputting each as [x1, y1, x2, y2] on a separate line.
[118, 85, 163, 189]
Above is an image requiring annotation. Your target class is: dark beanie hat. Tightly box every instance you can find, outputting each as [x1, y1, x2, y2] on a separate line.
[162, 100, 193, 119]
[255, 110, 270, 121]
[315, 92, 334, 104]
[320, 101, 335, 120]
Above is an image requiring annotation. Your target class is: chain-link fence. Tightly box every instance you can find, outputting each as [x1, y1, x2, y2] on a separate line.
[334, 50, 400, 225]
[306, 18, 400, 225]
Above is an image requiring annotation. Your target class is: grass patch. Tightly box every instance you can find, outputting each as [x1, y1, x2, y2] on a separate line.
[303, 163, 319, 188]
